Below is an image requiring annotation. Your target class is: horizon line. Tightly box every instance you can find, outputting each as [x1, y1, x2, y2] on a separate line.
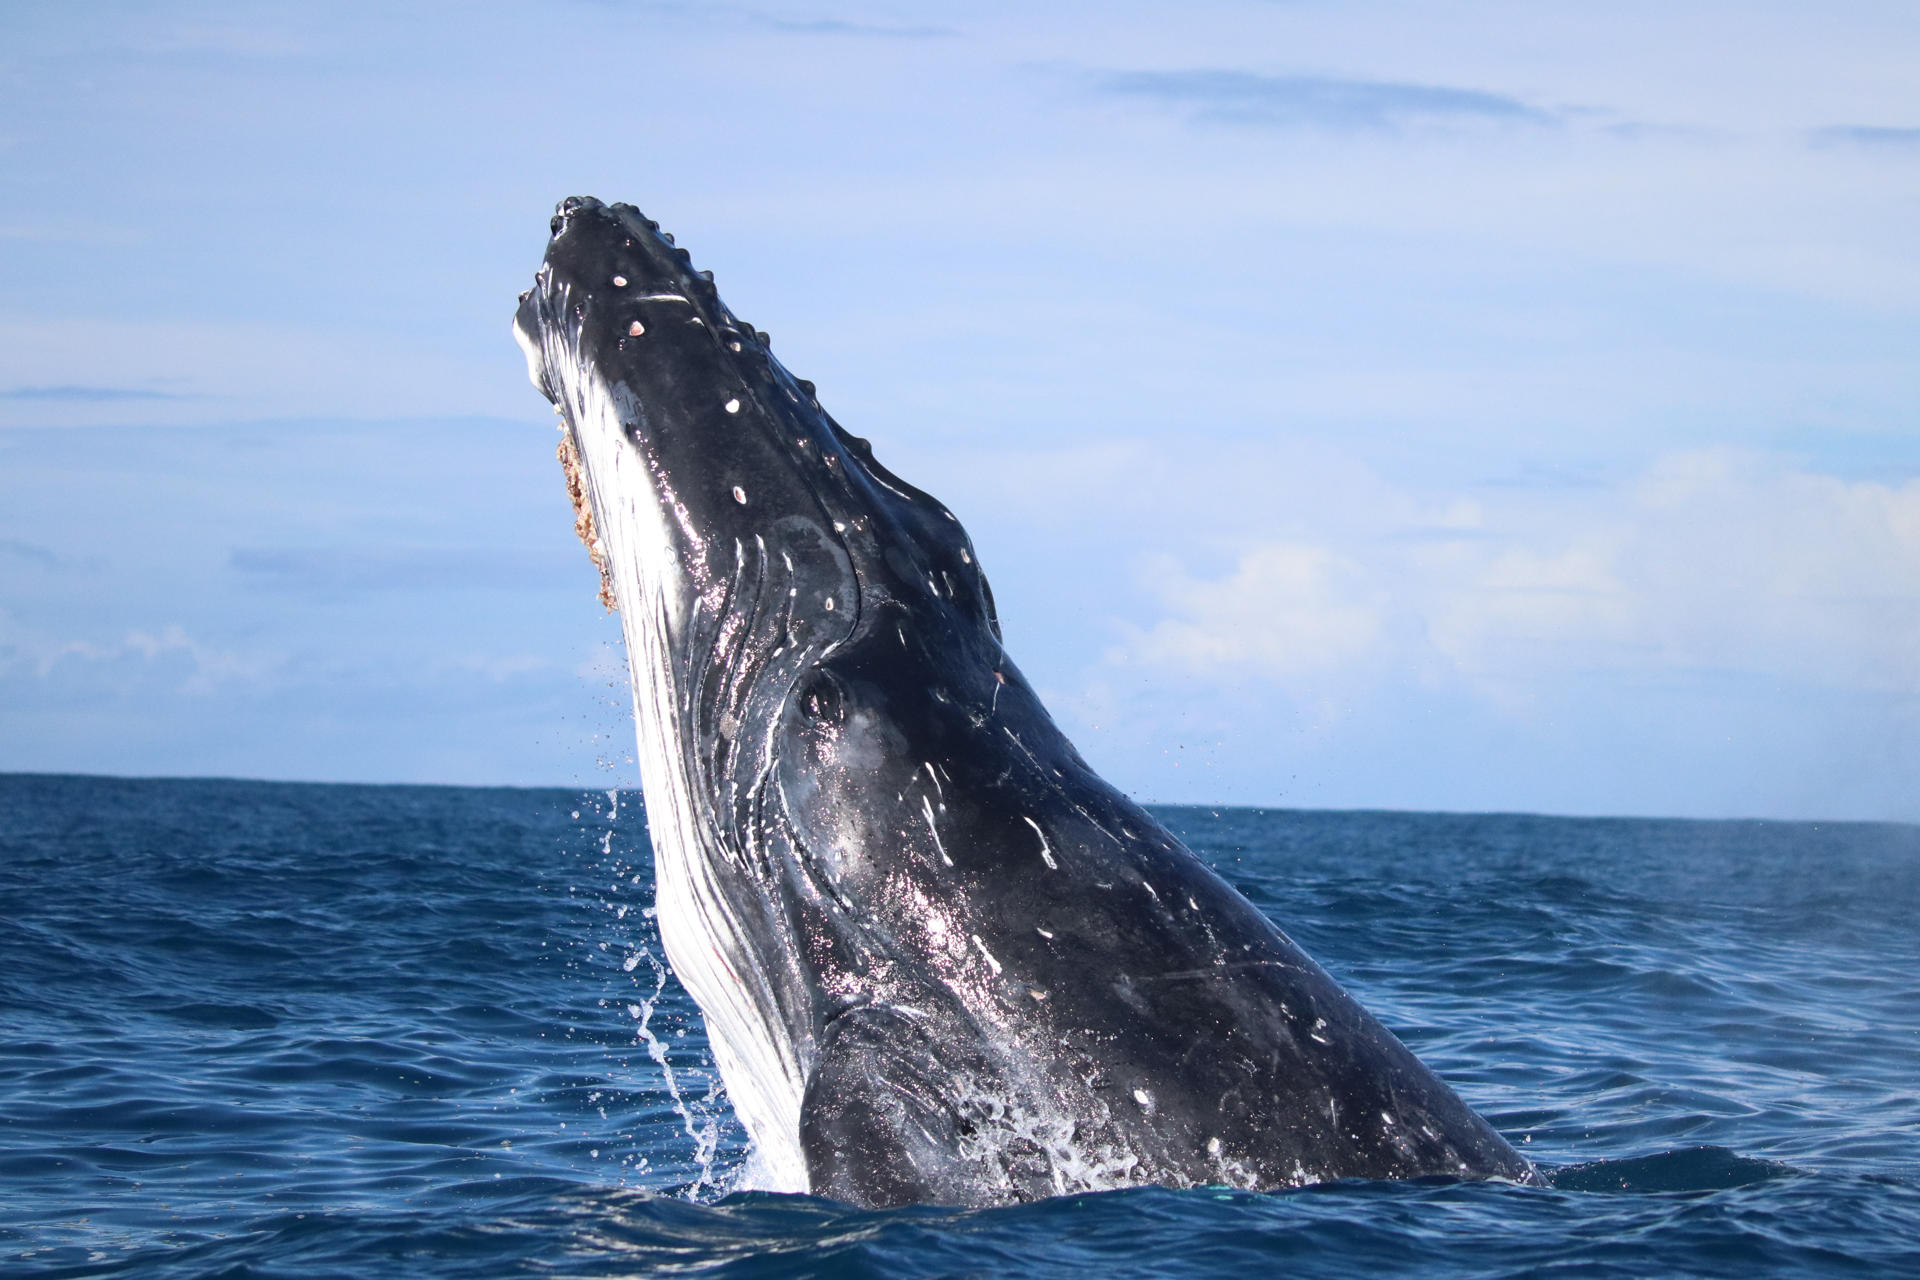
[2, 768, 1911, 831]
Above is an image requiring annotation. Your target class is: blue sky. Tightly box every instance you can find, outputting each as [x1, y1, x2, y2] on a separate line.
[3, 1, 1917, 819]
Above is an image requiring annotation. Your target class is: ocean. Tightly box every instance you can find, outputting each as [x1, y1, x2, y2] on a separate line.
[2, 773, 1916, 1277]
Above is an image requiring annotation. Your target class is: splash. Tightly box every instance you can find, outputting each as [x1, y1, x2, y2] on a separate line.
[572, 790, 741, 1198]
[628, 949, 725, 1195]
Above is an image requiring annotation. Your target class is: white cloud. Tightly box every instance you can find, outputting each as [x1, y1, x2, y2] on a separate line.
[1117, 451, 1920, 708]
[0, 616, 280, 697]
[1127, 544, 1382, 678]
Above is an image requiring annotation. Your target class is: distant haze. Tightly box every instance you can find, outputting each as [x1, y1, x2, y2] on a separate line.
[3, 1, 1917, 821]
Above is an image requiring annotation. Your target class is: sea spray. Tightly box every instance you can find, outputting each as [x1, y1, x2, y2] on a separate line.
[572, 788, 738, 1196]
[630, 949, 724, 1192]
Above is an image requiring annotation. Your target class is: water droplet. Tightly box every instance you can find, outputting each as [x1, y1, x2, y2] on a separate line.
[724, 398, 740, 414]
[627, 321, 645, 337]
[732, 486, 747, 504]
[612, 275, 627, 287]
[823, 596, 835, 611]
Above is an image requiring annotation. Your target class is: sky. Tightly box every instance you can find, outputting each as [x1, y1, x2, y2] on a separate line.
[2, 0, 1917, 820]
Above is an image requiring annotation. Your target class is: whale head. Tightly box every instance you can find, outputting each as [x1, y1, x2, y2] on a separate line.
[513, 195, 1002, 667]
[514, 197, 1535, 1206]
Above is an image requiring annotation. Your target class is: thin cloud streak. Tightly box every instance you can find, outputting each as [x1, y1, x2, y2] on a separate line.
[1811, 125, 1920, 150]
[0, 538, 64, 567]
[627, 2, 955, 39]
[1098, 69, 1555, 131]
[229, 547, 571, 594]
[754, 15, 956, 38]
[0, 386, 196, 402]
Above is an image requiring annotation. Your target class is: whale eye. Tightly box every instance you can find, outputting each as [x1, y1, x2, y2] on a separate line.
[796, 671, 847, 726]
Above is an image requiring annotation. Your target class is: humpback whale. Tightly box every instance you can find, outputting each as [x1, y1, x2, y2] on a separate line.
[513, 197, 1535, 1206]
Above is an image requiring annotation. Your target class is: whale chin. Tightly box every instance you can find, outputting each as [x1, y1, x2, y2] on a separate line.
[513, 195, 1537, 1206]
[511, 305, 555, 401]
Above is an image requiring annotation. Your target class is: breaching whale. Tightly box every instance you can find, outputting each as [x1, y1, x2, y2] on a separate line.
[513, 196, 1535, 1206]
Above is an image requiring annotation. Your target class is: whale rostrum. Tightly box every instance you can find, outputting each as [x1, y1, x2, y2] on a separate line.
[513, 196, 1536, 1206]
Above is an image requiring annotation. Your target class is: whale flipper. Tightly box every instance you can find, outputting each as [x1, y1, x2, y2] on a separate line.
[802, 1007, 983, 1207]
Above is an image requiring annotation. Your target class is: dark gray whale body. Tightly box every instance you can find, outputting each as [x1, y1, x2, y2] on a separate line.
[513, 196, 1534, 1206]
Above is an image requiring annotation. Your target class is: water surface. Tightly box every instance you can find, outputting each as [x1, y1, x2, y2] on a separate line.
[2, 774, 1915, 1277]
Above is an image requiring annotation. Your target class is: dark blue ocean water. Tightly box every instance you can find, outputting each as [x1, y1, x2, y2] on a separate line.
[2, 774, 1916, 1278]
